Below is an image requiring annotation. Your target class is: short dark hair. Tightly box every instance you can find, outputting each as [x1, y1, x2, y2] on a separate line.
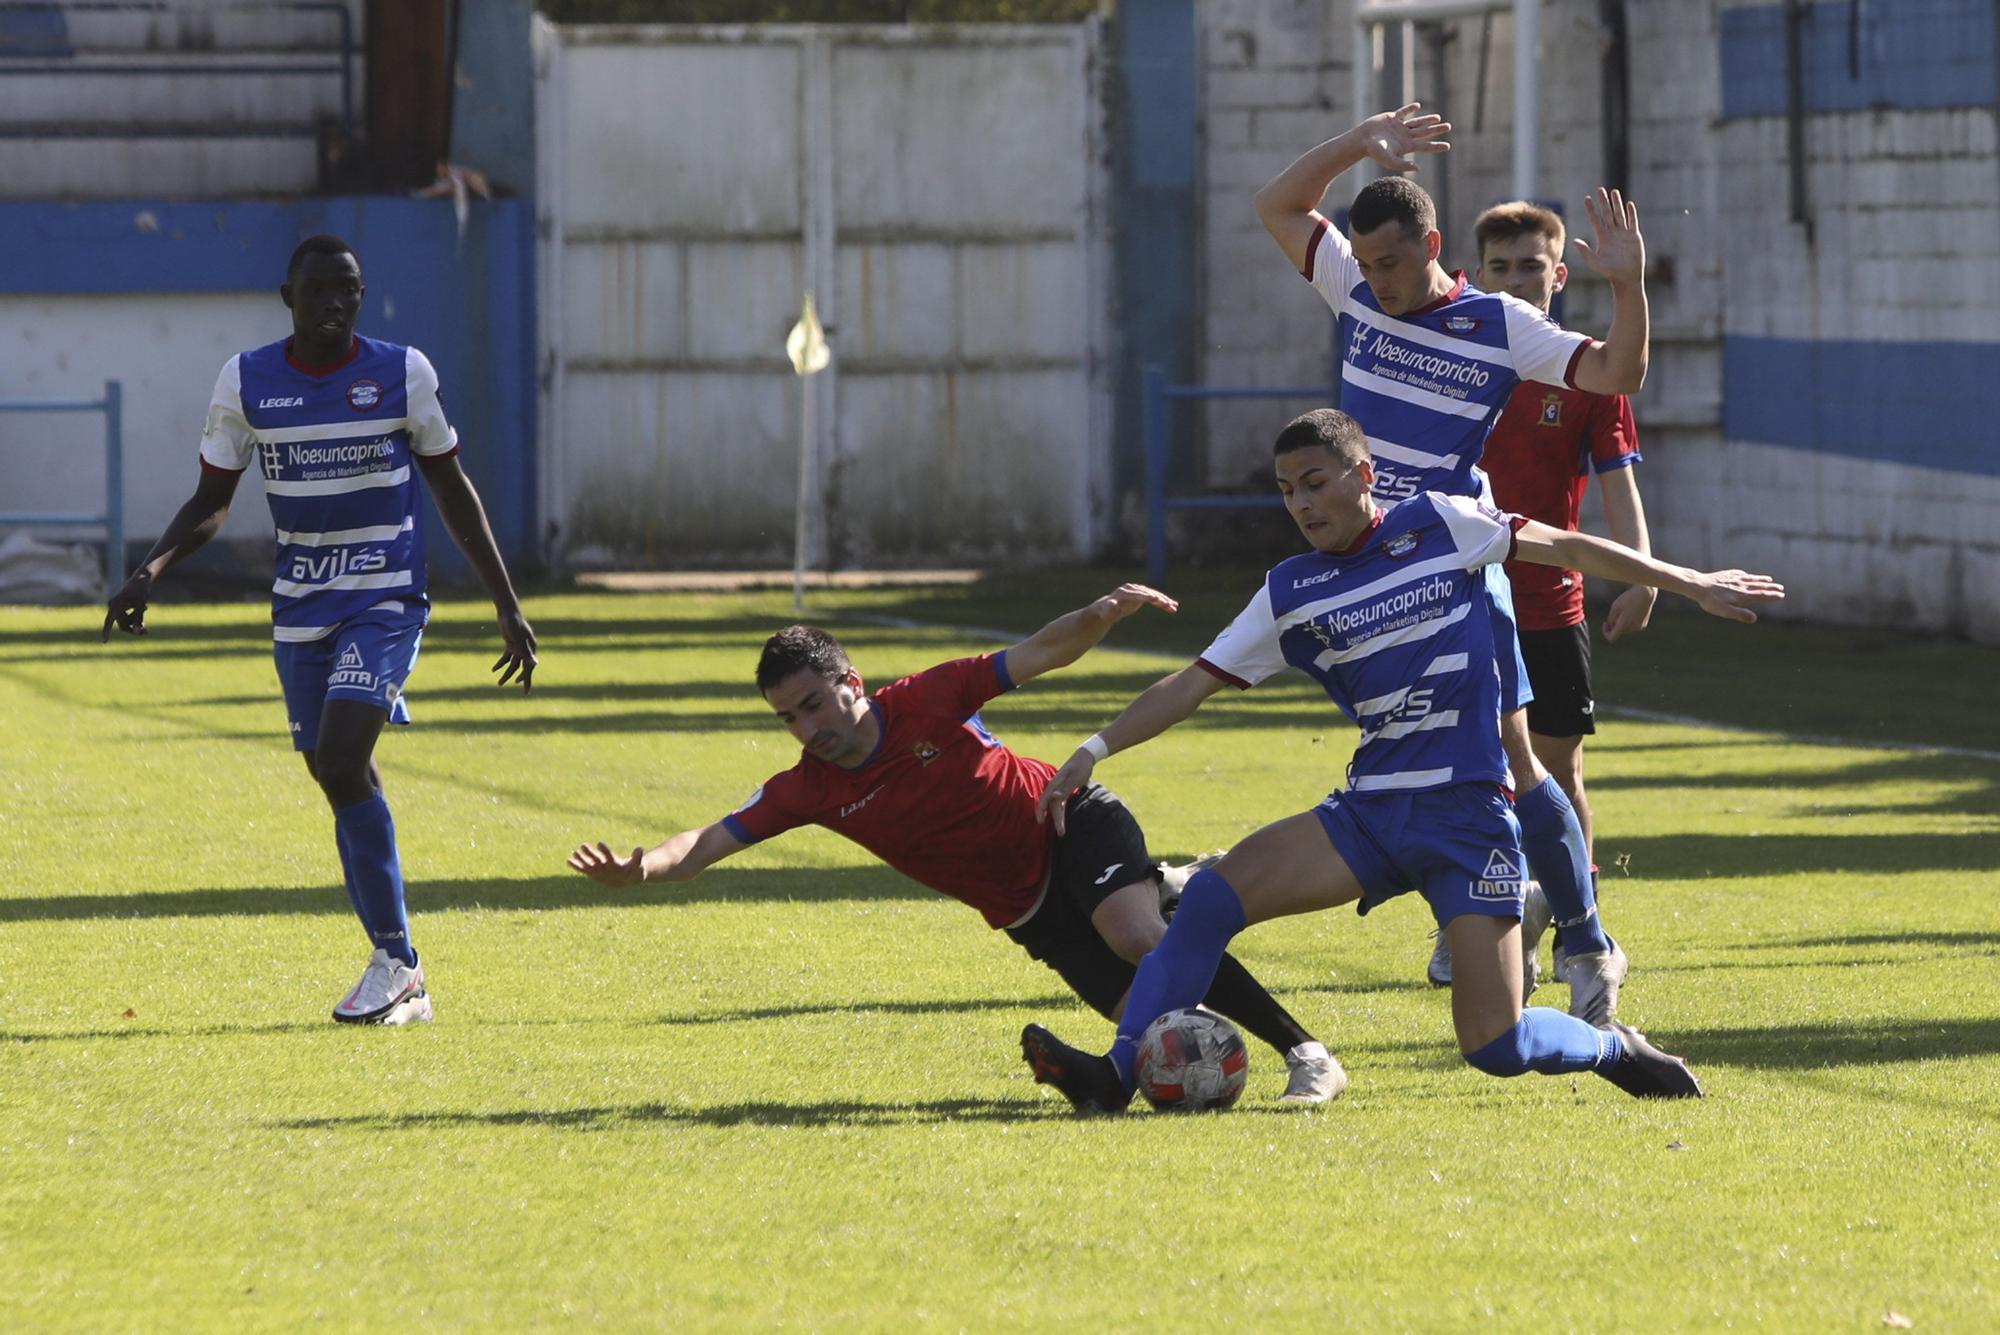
[1473, 200, 1566, 259]
[287, 234, 358, 284]
[1348, 176, 1437, 241]
[756, 625, 853, 693]
[1274, 408, 1370, 464]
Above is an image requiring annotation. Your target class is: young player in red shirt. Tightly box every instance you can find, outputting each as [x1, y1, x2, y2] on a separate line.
[565, 585, 1344, 1104]
[1442, 200, 1655, 986]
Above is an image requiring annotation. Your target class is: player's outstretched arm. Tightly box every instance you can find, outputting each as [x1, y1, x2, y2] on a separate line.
[1254, 103, 1451, 272]
[1034, 663, 1230, 835]
[567, 821, 748, 887]
[1596, 463, 1657, 641]
[1512, 520, 1784, 623]
[1568, 188, 1650, 397]
[102, 467, 241, 640]
[1002, 583, 1178, 687]
[414, 452, 537, 690]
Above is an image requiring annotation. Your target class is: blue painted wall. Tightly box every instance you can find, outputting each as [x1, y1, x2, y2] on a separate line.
[0, 197, 538, 572]
[1724, 335, 2000, 477]
[1114, 0, 1198, 495]
[1720, 0, 1997, 118]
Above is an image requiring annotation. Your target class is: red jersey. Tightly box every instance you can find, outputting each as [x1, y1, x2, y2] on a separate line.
[1480, 381, 1642, 631]
[721, 654, 1058, 928]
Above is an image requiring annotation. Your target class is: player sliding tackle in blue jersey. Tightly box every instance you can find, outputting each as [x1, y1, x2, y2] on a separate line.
[1019, 409, 1782, 1109]
[102, 235, 536, 1026]
[1256, 103, 1654, 1013]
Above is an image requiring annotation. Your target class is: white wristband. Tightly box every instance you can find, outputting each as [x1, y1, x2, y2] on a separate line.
[1080, 733, 1111, 763]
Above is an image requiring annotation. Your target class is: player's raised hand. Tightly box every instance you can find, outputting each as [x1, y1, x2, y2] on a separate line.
[1602, 584, 1657, 642]
[568, 840, 646, 887]
[1355, 103, 1451, 174]
[493, 605, 537, 691]
[1691, 570, 1785, 624]
[1035, 751, 1097, 836]
[102, 569, 154, 641]
[1097, 583, 1179, 622]
[1573, 187, 1645, 286]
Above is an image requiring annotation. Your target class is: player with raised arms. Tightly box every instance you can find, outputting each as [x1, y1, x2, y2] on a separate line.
[1432, 199, 1658, 989]
[1256, 104, 1648, 1015]
[103, 235, 537, 1025]
[565, 587, 1347, 1105]
[1018, 409, 1783, 1111]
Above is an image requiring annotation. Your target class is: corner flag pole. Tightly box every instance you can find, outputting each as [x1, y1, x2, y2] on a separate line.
[785, 291, 831, 616]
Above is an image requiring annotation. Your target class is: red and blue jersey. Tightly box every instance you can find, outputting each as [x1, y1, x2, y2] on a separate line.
[721, 654, 1060, 928]
[1301, 218, 1594, 505]
[1480, 382, 1642, 631]
[197, 335, 459, 642]
[1198, 493, 1526, 795]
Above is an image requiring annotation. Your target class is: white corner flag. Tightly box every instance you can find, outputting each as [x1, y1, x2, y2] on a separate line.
[787, 292, 831, 614]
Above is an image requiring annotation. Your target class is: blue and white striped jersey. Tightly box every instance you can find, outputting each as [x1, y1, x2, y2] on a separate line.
[1303, 218, 1593, 504]
[1197, 493, 1523, 794]
[197, 336, 459, 642]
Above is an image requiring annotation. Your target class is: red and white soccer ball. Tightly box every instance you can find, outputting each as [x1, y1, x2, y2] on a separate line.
[1133, 1008, 1249, 1112]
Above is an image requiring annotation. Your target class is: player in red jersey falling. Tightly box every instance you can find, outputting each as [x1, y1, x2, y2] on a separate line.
[565, 585, 1345, 1104]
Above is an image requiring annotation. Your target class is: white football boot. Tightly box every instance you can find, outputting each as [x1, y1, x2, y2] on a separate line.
[1156, 850, 1225, 918]
[1279, 1042, 1349, 1104]
[1518, 880, 1551, 1002]
[332, 948, 434, 1025]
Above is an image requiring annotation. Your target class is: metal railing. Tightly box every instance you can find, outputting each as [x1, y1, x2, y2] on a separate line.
[1141, 364, 1339, 585]
[0, 381, 124, 594]
[0, 2, 355, 139]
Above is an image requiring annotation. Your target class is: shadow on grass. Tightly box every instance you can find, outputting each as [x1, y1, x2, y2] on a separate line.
[275, 1096, 1074, 1131]
[1739, 930, 2000, 951]
[1677, 1015, 2000, 1071]
[0, 867, 933, 923]
[1598, 831, 2000, 878]
[651, 993, 1074, 1027]
[1, 1020, 322, 1044]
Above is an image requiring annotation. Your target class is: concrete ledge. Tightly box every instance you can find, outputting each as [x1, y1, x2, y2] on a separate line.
[574, 569, 987, 593]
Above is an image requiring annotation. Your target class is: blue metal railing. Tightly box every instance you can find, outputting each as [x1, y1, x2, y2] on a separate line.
[0, 381, 124, 594]
[1142, 364, 1340, 585]
[0, 2, 355, 139]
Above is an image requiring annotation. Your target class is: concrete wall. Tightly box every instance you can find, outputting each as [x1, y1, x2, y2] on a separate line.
[1189, 0, 2000, 642]
[537, 21, 1111, 568]
[0, 199, 539, 584]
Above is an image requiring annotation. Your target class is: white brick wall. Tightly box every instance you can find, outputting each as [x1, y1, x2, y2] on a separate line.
[1190, 0, 2000, 642]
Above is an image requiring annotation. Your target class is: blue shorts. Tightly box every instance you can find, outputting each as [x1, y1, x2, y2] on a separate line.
[1312, 783, 1529, 928]
[273, 606, 424, 752]
[1485, 564, 1535, 714]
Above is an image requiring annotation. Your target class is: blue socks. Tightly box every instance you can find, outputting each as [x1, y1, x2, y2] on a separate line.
[333, 793, 415, 966]
[1465, 1009, 1624, 1077]
[1108, 868, 1246, 1087]
[1515, 776, 1612, 956]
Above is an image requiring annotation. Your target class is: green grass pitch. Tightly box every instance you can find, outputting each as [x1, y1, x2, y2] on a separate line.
[3, 572, 1996, 1329]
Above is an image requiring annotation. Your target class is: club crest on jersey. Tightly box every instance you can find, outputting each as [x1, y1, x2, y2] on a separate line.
[1540, 393, 1563, 426]
[1443, 315, 1480, 335]
[347, 378, 383, 412]
[913, 739, 941, 765]
[1384, 531, 1420, 559]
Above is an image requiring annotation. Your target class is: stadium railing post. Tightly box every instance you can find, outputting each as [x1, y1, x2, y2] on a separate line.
[1143, 364, 1168, 586]
[104, 380, 124, 596]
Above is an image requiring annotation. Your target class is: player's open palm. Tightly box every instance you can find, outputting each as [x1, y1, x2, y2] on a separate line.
[1573, 187, 1645, 285]
[1693, 570, 1785, 623]
[1357, 103, 1451, 174]
[1100, 583, 1178, 622]
[568, 840, 645, 887]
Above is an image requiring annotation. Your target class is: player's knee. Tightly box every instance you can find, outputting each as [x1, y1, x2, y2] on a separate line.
[1462, 1021, 1534, 1078]
[1100, 911, 1164, 964]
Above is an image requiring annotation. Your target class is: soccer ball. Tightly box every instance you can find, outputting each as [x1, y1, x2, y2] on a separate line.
[1133, 1008, 1249, 1112]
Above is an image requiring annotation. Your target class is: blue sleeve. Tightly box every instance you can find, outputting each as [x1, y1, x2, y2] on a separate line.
[993, 649, 1015, 693]
[720, 814, 761, 845]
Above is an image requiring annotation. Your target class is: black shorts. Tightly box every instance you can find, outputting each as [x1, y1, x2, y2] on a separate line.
[1519, 622, 1595, 738]
[1003, 782, 1155, 1020]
